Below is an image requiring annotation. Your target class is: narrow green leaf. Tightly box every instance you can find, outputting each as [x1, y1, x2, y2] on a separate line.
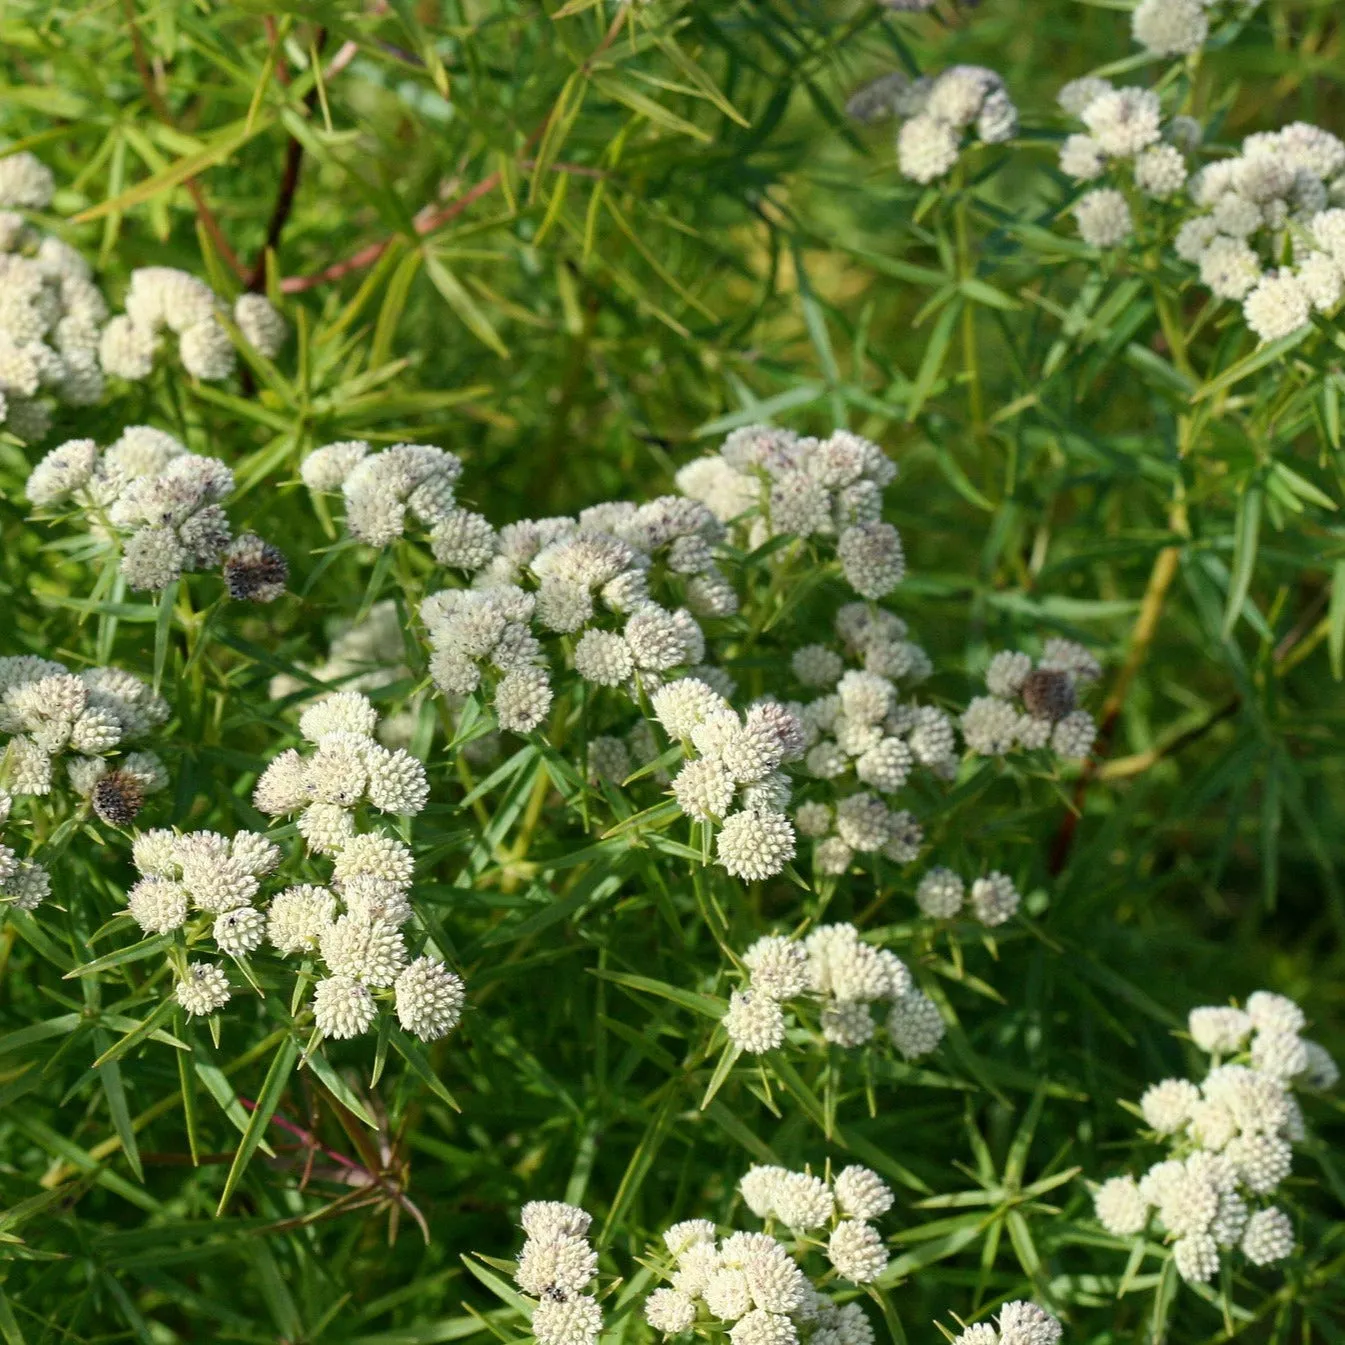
[216, 1034, 299, 1214]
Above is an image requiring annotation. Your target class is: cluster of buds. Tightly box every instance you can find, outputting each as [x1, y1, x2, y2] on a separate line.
[675, 426, 905, 601]
[99, 266, 286, 383]
[0, 655, 169, 812]
[511, 1202, 603, 1345]
[722, 926, 945, 1059]
[0, 788, 51, 912]
[960, 640, 1100, 759]
[653, 677, 804, 882]
[26, 426, 283, 595]
[0, 154, 107, 440]
[642, 1163, 893, 1345]
[1092, 990, 1337, 1285]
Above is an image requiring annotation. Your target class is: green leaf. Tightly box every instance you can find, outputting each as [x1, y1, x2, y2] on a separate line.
[425, 253, 510, 359]
[391, 1033, 461, 1113]
[216, 1034, 300, 1214]
[1221, 483, 1262, 640]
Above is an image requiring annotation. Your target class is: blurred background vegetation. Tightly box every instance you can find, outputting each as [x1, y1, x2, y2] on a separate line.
[1, 1, 1343, 1341]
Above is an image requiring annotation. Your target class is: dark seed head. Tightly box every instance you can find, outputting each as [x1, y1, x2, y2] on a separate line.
[223, 533, 288, 603]
[92, 770, 144, 827]
[1020, 667, 1076, 722]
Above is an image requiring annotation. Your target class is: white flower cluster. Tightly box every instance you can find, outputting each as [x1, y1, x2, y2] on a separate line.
[914, 866, 1021, 927]
[643, 1172, 887, 1345]
[653, 677, 802, 880]
[0, 788, 51, 912]
[1057, 81, 1191, 247]
[249, 690, 464, 1041]
[1174, 126, 1345, 341]
[0, 159, 108, 440]
[126, 826, 281, 1017]
[302, 439, 479, 554]
[784, 605, 954, 876]
[676, 426, 904, 601]
[723, 926, 944, 1060]
[0, 655, 169, 815]
[252, 690, 430, 849]
[740, 1162, 894, 1284]
[119, 692, 462, 1043]
[960, 640, 1099, 759]
[1092, 990, 1337, 1285]
[1131, 0, 1262, 59]
[891, 66, 1018, 184]
[513, 1202, 603, 1345]
[948, 1301, 1063, 1345]
[99, 267, 286, 383]
[26, 426, 271, 592]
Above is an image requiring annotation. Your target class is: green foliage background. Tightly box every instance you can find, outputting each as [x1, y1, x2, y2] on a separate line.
[0, 1, 1343, 1341]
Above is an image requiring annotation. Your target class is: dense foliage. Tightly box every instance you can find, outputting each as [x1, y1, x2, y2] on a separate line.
[0, 2, 1342, 1343]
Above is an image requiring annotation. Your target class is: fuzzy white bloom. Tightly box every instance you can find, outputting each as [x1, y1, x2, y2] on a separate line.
[645, 1289, 697, 1335]
[772, 1171, 836, 1231]
[365, 746, 430, 815]
[1189, 1004, 1253, 1054]
[743, 935, 810, 1000]
[1243, 270, 1311, 342]
[792, 645, 843, 687]
[1200, 237, 1262, 301]
[1246, 990, 1307, 1036]
[313, 974, 377, 1038]
[1241, 1206, 1293, 1265]
[268, 883, 338, 954]
[833, 1165, 893, 1221]
[1225, 1132, 1292, 1194]
[1081, 88, 1162, 158]
[522, 1201, 593, 1241]
[1074, 188, 1133, 248]
[213, 905, 266, 957]
[302, 441, 369, 492]
[1134, 144, 1188, 198]
[233, 294, 286, 357]
[1094, 1175, 1149, 1236]
[826, 1220, 887, 1283]
[1051, 711, 1097, 758]
[1172, 1233, 1220, 1284]
[896, 116, 961, 184]
[887, 988, 944, 1059]
[996, 1302, 1063, 1345]
[1251, 1029, 1309, 1081]
[1131, 0, 1208, 56]
[1296, 251, 1343, 312]
[730, 1311, 797, 1345]
[126, 876, 189, 934]
[1141, 1078, 1200, 1134]
[740, 1164, 790, 1219]
[572, 630, 634, 687]
[1058, 77, 1113, 118]
[724, 989, 787, 1053]
[837, 522, 905, 599]
[916, 866, 965, 919]
[717, 809, 796, 881]
[961, 695, 1019, 755]
[300, 690, 379, 743]
[1059, 133, 1107, 182]
[0, 152, 55, 208]
[531, 1294, 603, 1345]
[320, 914, 407, 987]
[394, 956, 465, 1041]
[175, 961, 231, 1017]
[969, 871, 1019, 926]
[515, 1235, 598, 1297]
